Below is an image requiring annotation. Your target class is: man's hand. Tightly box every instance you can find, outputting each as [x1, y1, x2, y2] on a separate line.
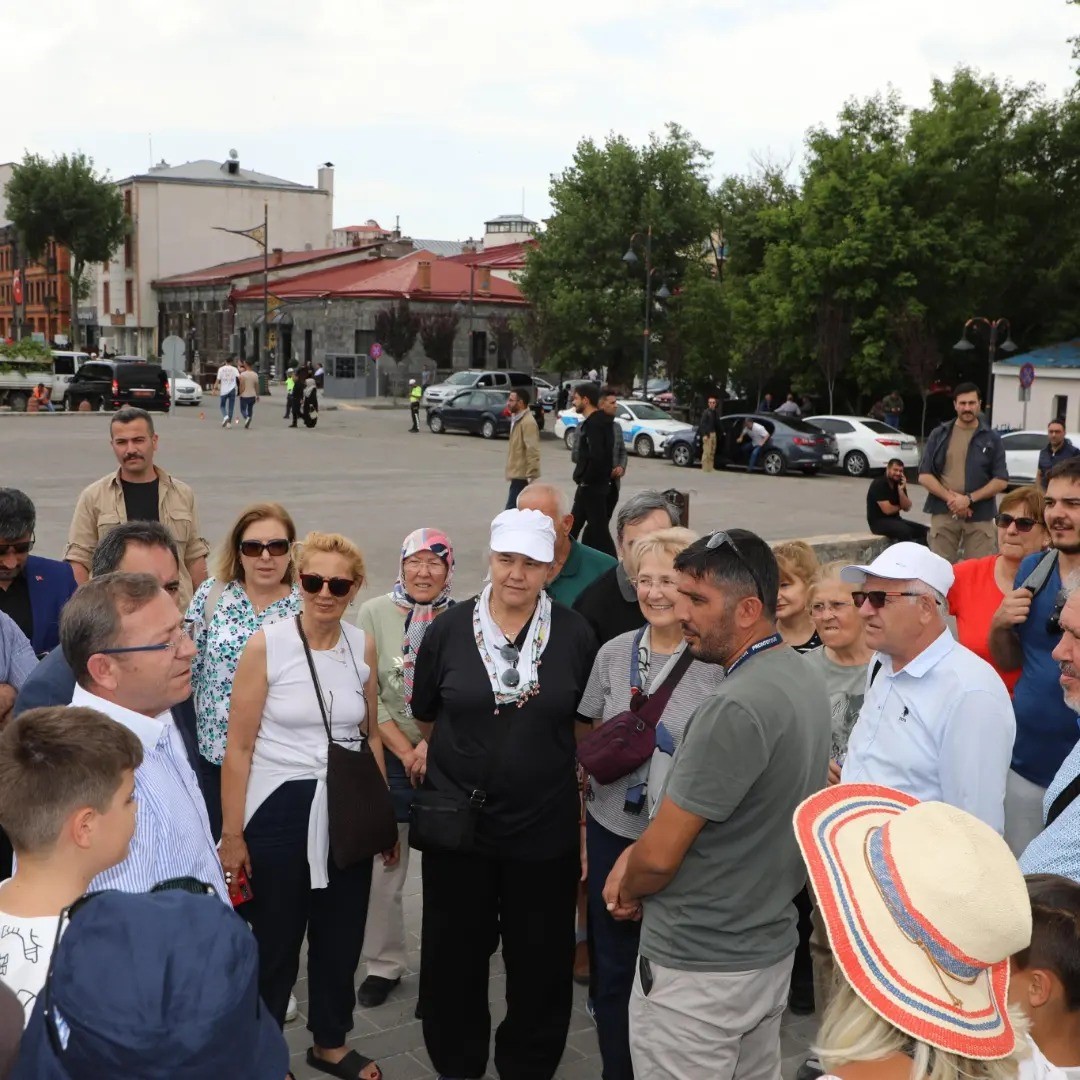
[408, 739, 428, 785]
[602, 846, 643, 921]
[992, 588, 1033, 630]
[0, 684, 15, 728]
[945, 491, 969, 515]
[827, 760, 843, 786]
[611, 466, 625, 479]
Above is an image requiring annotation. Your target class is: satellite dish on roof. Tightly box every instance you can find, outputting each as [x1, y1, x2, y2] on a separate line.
[229, 149, 239, 160]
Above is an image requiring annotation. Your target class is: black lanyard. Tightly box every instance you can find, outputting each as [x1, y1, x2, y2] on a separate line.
[725, 633, 783, 677]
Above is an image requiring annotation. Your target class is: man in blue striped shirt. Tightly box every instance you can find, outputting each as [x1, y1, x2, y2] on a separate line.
[60, 572, 227, 899]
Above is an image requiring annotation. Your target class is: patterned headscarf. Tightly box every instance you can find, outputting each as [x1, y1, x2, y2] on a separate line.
[391, 528, 455, 714]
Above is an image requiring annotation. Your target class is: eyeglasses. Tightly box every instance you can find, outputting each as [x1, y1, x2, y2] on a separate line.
[0, 535, 34, 556]
[633, 576, 680, 591]
[300, 573, 353, 598]
[704, 531, 765, 601]
[810, 600, 855, 616]
[97, 619, 197, 656]
[1048, 589, 1067, 635]
[239, 538, 291, 558]
[995, 513, 1038, 533]
[852, 590, 923, 610]
[497, 642, 521, 687]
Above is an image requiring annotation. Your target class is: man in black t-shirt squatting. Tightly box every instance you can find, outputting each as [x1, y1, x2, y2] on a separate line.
[866, 458, 929, 546]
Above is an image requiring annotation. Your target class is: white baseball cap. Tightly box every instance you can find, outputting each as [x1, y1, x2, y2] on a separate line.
[489, 509, 556, 563]
[409, 379, 416, 385]
[841, 542, 954, 597]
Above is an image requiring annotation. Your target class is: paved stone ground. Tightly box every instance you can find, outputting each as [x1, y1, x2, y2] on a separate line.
[2, 401, 881, 1079]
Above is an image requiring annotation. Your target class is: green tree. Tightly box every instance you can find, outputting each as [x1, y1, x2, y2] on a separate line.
[5, 152, 128, 348]
[374, 300, 420, 362]
[518, 124, 717, 385]
[418, 311, 460, 369]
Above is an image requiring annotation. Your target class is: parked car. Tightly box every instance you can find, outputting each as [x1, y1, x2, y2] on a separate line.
[62, 359, 170, 412]
[427, 388, 513, 439]
[665, 413, 838, 475]
[420, 369, 533, 407]
[531, 376, 558, 412]
[168, 372, 203, 406]
[554, 399, 694, 458]
[998, 429, 1080, 485]
[804, 415, 920, 477]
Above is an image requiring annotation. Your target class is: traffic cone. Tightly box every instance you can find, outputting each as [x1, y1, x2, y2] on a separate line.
[199, 412, 205, 420]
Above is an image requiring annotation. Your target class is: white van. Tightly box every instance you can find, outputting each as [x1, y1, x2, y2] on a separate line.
[50, 351, 89, 397]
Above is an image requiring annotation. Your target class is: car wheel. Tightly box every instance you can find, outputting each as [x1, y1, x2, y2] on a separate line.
[844, 450, 870, 477]
[564, 428, 577, 451]
[634, 434, 655, 458]
[481, 418, 496, 439]
[7, 392, 28, 412]
[428, 413, 444, 434]
[671, 443, 694, 468]
[90, 394, 103, 412]
[762, 450, 786, 476]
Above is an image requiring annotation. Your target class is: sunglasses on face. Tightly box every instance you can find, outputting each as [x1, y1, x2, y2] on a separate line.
[852, 590, 923, 610]
[239, 538, 291, 558]
[1048, 589, 1067, 635]
[994, 513, 1038, 533]
[497, 642, 521, 687]
[0, 536, 34, 556]
[704, 530, 765, 602]
[300, 573, 353, 598]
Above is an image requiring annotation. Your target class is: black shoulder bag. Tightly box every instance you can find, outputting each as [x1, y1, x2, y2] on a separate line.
[297, 617, 398, 868]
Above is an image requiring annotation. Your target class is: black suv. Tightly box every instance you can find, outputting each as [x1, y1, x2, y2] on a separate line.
[63, 359, 170, 412]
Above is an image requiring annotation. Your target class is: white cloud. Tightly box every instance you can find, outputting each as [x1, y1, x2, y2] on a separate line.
[3, 0, 1075, 234]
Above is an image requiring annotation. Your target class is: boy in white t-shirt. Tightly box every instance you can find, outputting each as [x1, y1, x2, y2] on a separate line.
[1011, 875, 1080, 1079]
[0, 706, 141, 1025]
[214, 355, 241, 427]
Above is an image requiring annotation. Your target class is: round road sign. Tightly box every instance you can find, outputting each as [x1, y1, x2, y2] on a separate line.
[1019, 362, 1036, 389]
[369, 342, 383, 360]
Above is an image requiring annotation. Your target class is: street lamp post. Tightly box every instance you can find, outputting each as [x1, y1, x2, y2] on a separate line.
[622, 227, 670, 396]
[952, 317, 1017, 421]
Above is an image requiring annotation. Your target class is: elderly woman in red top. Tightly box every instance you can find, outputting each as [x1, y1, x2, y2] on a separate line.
[947, 484, 1047, 693]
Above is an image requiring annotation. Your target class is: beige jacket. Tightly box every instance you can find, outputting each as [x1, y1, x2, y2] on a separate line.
[505, 409, 541, 480]
[65, 466, 210, 611]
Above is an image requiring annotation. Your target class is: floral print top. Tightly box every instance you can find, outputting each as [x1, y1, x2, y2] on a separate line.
[186, 577, 302, 764]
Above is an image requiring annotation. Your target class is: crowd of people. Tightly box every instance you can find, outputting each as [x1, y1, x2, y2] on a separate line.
[3, 392, 1080, 1080]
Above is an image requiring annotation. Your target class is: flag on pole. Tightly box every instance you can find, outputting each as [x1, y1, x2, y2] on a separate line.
[212, 223, 266, 248]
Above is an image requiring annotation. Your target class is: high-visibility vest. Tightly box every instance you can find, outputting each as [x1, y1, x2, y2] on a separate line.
[286, 377, 295, 395]
[410, 385, 422, 402]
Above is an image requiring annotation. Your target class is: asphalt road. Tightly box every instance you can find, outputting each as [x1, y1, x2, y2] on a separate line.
[1, 403, 930, 596]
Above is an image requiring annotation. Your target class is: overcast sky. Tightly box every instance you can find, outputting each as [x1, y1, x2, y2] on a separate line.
[6, 0, 1077, 242]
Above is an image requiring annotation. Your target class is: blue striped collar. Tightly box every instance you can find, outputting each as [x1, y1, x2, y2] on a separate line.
[71, 685, 169, 752]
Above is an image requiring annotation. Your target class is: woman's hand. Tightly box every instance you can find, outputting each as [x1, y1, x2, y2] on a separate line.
[219, 831, 252, 881]
[381, 840, 401, 868]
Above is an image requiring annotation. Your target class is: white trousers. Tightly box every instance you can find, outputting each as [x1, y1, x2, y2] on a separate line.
[1004, 769, 1047, 858]
[629, 951, 794, 1080]
[360, 822, 410, 981]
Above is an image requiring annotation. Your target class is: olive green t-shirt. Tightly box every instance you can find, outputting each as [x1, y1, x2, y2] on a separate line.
[640, 645, 831, 972]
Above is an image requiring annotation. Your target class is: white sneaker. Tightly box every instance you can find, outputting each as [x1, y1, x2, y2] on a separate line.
[221, 416, 228, 427]
[285, 992, 298, 1021]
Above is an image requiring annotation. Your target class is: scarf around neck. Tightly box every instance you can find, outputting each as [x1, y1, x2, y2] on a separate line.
[474, 583, 551, 710]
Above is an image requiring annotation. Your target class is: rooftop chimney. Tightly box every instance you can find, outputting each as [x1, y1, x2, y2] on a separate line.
[478, 267, 492, 295]
[417, 260, 431, 292]
[318, 162, 334, 195]
[224, 149, 240, 176]
[272, 247, 284, 266]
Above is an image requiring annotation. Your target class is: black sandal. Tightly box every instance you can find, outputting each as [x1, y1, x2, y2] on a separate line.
[305, 1048, 382, 1080]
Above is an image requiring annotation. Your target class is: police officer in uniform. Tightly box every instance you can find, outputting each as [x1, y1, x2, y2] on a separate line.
[409, 379, 422, 432]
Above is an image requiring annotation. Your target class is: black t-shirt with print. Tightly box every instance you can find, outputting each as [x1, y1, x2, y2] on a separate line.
[120, 478, 160, 523]
[411, 597, 598, 860]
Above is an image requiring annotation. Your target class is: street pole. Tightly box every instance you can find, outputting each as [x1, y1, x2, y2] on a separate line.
[468, 264, 475, 365]
[261, 202, 270, 393]
[987, 322, 997, 419]
[954, 316, 1015, 425]
[642, 225, 652, 397]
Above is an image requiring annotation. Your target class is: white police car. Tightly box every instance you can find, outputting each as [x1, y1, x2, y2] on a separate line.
[554, 399, 694, 458]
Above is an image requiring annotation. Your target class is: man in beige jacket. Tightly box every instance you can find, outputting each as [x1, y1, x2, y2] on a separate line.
[505, 388, 541, 509]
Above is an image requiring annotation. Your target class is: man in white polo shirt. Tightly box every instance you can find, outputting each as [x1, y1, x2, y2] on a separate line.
[840, 542, 1016, 831]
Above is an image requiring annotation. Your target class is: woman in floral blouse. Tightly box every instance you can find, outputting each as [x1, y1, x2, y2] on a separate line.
[186, 501, 301, 835]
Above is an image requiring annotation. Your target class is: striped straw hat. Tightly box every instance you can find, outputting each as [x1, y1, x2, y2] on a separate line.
[794, 784, 1031, 1059]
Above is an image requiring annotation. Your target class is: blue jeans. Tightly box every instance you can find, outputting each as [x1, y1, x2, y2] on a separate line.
[749, 444, 765, 471]
[220, 389, 237, 421]
[885, 412, 900, 428]
[586, 814, 639, 1080]
[506, 478, 529, 511]
[239, 396, 256, 422]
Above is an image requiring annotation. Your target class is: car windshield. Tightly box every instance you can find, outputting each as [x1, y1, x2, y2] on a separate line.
[861, 420, 903, 434]
[628, 402, 672, 420]
[445, 371, 476, 385]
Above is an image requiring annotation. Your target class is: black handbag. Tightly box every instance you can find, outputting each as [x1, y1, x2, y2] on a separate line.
[297, 617, 398, 869]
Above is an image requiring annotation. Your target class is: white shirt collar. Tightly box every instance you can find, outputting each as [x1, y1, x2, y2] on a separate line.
[70, 685, 169, 751]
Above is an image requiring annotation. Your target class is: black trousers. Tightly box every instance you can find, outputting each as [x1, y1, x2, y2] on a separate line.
[570, 483, 616, 557]
[420, 846, 580, 1080]
[506, 477, 529, 511]
[410, 402, 420, 430]
[243, 780, 373, 1049]
[606, 478, 620, 523]
[871, 517, 930, 546]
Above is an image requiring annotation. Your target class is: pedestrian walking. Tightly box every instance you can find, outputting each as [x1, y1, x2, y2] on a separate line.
[284, 368, 295, 420]
[301, 376, 319, 428]
[504, 388, 540, 509]
[238, 359, 259, 429]
[215, 355, 240, 428]
[917, 382, 1008, 561]
[599, 387, 626, 521]
[289, 366, 309, 428]
[698, 394, 719, 474]
[408, 379, 422, 433]
[569, 383, 617, 557]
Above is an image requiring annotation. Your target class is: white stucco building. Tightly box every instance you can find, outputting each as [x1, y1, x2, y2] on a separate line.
[96, 153, 334, 356]
[992, 342, 1080, 431]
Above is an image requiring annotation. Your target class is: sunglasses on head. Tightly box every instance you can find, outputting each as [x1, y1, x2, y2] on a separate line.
[0, 536, 34, 556]
[239, 538, 291, 558]
[994, 513, 1038, 533]
[704, 530, 765, 602]
[300, 573, 353, 598]
[852, 589, 923, 610]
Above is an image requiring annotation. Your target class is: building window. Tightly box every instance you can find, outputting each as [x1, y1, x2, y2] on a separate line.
[124, 235, 133, 269]
[124, 189, 132, 217]
[124, 280, 134, 314]
[335, 355, 356, 379]
[354, 328, 376, 357]
[103, 281, 111, 314]
[304, 329, 313, 364]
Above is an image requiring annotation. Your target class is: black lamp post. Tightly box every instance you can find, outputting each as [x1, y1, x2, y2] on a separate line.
[952, 317, 1017, 420]
[622, 226, 670, 396]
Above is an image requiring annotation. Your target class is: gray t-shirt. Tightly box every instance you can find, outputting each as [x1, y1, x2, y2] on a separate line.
[801, 646, 869, 761]
[640, 645, 831, 972]
[578, 629, 726, 840]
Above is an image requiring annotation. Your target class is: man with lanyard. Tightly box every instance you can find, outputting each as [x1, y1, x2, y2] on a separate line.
[1037, 418, 1080, 488]
[602, 528, 830, 1078]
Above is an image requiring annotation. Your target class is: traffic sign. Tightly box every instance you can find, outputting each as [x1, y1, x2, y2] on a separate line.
[1019, 362, 1036, 389]
[369, 342, 383, 360]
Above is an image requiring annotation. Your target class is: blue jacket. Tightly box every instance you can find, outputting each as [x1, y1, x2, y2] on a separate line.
[21, 554, 77, 656]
